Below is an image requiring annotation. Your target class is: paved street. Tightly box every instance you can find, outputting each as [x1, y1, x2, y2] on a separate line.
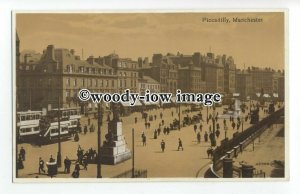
[17, 101, 273, 178]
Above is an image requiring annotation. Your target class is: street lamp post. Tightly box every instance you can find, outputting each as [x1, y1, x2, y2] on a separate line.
[211, 110, 216, 146]
[57, 96, 62, 167]
[206, 106, 208, 121]
[178, 103, 181, 130]
[132, 128, 135, 178]
[242, 116, 244, 132]
[97, 103, 103, 178]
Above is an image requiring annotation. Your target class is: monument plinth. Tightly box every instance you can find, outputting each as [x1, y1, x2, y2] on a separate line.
[100, 104, 131, 165]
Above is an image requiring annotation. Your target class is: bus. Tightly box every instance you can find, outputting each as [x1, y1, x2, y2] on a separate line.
[17, 111, 42, 141]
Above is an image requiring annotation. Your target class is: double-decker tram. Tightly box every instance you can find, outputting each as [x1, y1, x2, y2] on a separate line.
[48, 107, 81, 134]
[39, 117, 71, 142]
[17, 111, 42, 142]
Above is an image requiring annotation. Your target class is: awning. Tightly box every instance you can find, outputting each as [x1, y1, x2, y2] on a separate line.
[233, 93, 240, 97]
[273, 93, 279, 98]
[171, 97, 177, 103]
[120, 101, 132, 107]
[263, 94, 271, 98]
[256, 93, 261, 97]
[120, 100, 142, 107]
[142, 101, 159, 106]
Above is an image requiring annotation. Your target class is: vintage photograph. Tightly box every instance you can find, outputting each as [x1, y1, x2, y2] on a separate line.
[13, 12, 286, 180]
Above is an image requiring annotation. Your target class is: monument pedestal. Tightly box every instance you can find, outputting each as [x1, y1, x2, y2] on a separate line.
[101, 121, 131, 165]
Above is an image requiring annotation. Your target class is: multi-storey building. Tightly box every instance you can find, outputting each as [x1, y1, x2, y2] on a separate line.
[137, 75, 160, 95]
[17, 44, 118, 114]
[223, 55, 236, 94]
[235, 69, 253, 99]
[250, 67, 274, 95]
[111, 58, 139, 93]
[203, 53, 224, 93]
[178, 64, 205, 93]
[147, 54, 178, 94]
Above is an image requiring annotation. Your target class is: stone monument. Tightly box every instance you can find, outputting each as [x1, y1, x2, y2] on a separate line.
[100, 103, 131, 164]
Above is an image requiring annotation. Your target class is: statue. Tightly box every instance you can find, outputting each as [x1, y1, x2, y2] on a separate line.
[111, 103, 120, 122]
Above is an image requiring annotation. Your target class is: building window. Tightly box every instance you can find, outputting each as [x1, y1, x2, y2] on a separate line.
[80, 66, 84, 73]
[106, 80, 109, 87]
[66, 78, 70, 86]
[74, 79, 77, 87]
[82, 78, 85, 86]
[66, 91, 70, 97]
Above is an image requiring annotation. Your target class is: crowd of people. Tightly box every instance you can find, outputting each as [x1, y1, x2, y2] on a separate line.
[17, 100, 277, 178]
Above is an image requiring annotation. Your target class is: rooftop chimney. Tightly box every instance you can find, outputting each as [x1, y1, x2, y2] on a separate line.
[46, 45, 55, 60]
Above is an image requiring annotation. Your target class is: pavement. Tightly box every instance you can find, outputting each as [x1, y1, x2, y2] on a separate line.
[227, 123, 285, 178]
[17, 101, 276, 178]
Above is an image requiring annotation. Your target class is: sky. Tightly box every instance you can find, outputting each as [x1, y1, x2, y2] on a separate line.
[16, 12, 285, 69]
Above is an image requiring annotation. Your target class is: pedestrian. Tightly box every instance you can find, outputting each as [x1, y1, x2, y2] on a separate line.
[82, 156, 88, 170]
[154, 129, 158, 139]
[72, 162, 80, 178]
[160, 112, 163, 119]
[17, 154, 24, 169]
[216, 129, 220, 138]
[204, 131, 208, 142]
[90, 124, 95, 132]
[20, 147, 26, 161]
[88, 117, 90, 125]
[177, 138, 183, 151]
[157, 127, 161, 136]
[142, 135, 146, 146]
[194, 124, 197, 133]
[64, 156, 71, 174]
[171, 111, 174, 117]
[135, 117, 137, 124]
[39, 157, 46, 174]
[161, 140, 165, 152]
[84, 125, 88, 134]
[200, 123, 203, 132]
[197, 132, 201, 144]
[49, 155, 55, 163]
[74, 132, 79, 142]
[163, 127, 167, 135]
[232, 122, 236, 130]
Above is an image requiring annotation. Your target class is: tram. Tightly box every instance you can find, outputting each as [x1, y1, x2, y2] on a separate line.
[48, 107, 81, 134]
[17, 111, 42, 141]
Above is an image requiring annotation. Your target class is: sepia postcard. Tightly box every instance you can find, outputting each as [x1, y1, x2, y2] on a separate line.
[12, 11, 287, 182]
